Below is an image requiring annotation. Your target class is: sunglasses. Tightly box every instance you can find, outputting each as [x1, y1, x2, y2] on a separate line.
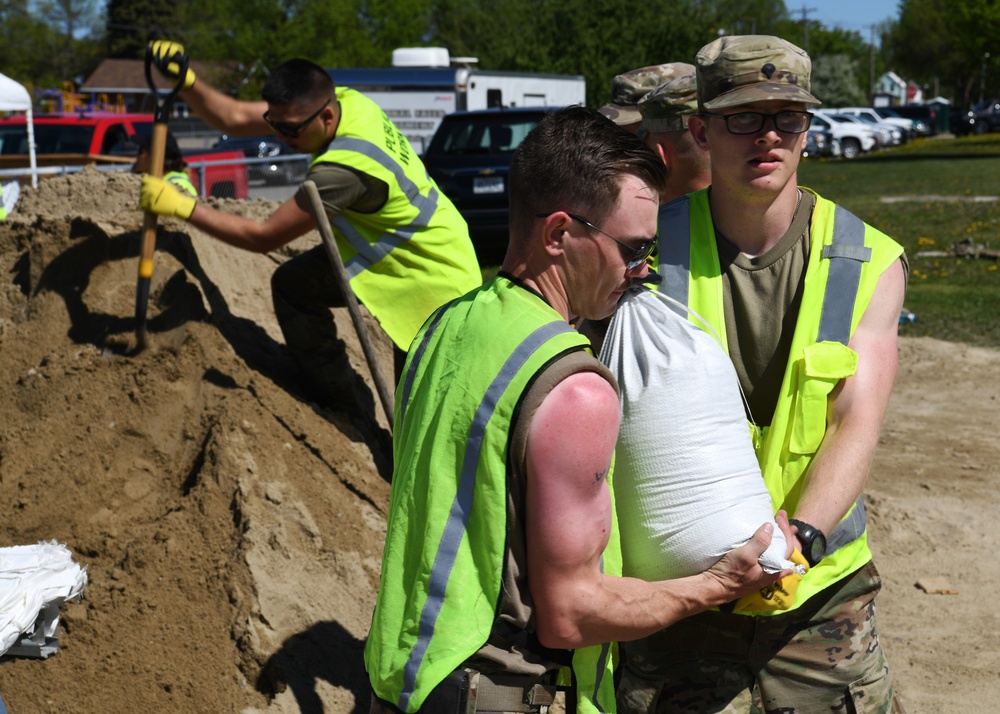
[263, 99, 332, 139]
[536, 212, 658, 271]
[700, 110, 813, 135]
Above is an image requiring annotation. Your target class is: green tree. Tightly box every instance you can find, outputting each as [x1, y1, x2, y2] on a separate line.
[702, 0, 790, 37]
[1, 0, 79, 88]
[38, 0, 104, 79]
[105, 0, 180, 58]
[429, 0, 716, 108]
[789, 23, 873, 104]
[886, 0, 1000, 107]
[810, 53, 867, 106]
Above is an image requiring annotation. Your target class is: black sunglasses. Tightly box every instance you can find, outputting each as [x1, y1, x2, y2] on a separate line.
[263, 99, 332, 139]
[700, 110, 813, 135]
[536, 212, 658, 271]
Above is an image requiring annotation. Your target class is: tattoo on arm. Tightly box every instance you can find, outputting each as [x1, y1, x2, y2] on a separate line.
[595, 469, 607, 483]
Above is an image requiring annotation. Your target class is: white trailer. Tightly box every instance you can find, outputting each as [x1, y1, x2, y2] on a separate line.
[328, 48, 586, 154]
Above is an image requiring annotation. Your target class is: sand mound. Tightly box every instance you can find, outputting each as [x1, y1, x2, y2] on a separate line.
[0, 169, 391, 712]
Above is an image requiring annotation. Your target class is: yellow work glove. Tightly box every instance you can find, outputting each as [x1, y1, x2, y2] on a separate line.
[732, 549, 810, 614]
[141, 175, 197, 220]
[148, 40, 196, 89]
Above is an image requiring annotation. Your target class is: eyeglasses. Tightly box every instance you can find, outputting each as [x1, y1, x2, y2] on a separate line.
[263, 99, 332, 139]
[701, 110, 813, 135]
[536, 212, 658, 271]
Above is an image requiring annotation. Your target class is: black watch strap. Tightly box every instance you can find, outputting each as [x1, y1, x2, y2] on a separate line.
[789, 518, 827, 567]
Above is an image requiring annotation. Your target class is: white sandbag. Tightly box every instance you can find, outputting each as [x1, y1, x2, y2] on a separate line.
[0, 540, 88, 656]
[1, 180, 19, 216]
[600, 288, 793, 581]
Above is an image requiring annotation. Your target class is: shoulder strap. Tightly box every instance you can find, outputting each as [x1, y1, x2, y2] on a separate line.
[656, 196, 692, 307]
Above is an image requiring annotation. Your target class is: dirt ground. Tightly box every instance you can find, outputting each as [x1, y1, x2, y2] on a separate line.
[0, 169, 996, 713]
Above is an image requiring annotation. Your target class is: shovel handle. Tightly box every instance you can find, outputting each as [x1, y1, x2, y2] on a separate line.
[135, 44, 189, 349]
[302, 181, 395, 429]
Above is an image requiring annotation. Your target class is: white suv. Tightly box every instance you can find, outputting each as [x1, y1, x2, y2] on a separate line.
[809, 113, 876, 159]
[837, 107, 910, 144]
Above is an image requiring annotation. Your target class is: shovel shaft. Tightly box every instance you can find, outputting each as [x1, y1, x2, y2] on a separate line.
[301, 181, 395, 429]
[135, 124, 169, 348]
[134, 44, 188, 349]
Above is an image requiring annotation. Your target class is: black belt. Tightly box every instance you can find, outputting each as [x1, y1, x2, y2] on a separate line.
[370, 668, 562, 713]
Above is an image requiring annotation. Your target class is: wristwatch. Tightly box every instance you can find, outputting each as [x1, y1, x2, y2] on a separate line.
[789, 519, 827, 567]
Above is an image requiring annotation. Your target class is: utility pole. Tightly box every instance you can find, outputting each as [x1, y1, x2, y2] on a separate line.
[869, 25, 877, 104]
[796, 4, 818, 53]
[981, 52, 991, 104]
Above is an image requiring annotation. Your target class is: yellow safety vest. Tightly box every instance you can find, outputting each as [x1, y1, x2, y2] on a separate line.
[656, 188, 904, 611]
[365, 275, 620, 712]
[165, 170, 197, 197]
[311, 87, 481, 350]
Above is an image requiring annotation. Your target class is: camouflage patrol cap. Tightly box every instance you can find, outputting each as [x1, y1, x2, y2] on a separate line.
[599, 62, 696, 126]
[638, 72, 698, 132]
[695, 35, 820, 110]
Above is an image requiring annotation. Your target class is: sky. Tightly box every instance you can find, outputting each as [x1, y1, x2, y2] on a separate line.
[790, 0, 902, 34]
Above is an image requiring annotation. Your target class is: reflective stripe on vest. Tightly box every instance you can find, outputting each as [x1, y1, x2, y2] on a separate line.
[326, 136, 440, 279]
[396, 317, 577, 712]
[658, 195, 871, 554]
[582, 643, 612, 712]
[818, 205, 873, 345]
[657, 198, 692, 310]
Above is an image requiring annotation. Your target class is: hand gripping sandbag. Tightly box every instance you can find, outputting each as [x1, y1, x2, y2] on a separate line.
[599, 287, 795, 581]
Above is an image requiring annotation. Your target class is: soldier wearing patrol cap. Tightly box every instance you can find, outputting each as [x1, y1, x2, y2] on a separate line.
[636, 71, 711, 205]
[598, 62, 694, 132]
[617, 35, 908, 714]
[579, 66, 706, 353]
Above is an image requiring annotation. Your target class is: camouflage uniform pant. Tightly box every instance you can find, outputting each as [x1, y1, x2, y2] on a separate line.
[618, 561, 898, 713]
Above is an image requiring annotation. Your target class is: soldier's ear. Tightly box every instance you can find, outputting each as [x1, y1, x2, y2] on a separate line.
[688, 115, 710, 150]
[538, 211, 571, 260]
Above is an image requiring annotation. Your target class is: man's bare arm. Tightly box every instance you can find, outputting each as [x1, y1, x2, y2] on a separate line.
[792, 258, 907, 537]
[181, 81, 271, 136]
[186, 188, 317, 253]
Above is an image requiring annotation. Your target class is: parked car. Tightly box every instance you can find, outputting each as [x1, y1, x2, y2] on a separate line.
[872, 107, 927, 139]
[824, 112, 892, 149]
[802, 128, 840, 159]
[0, 112, 152, 164]
[0, 113, 249, 198]
[211, 134, 309, 185]
[809, 113, 875, 159]
[844, 110, 903, 145]
[422, 106, 560, 265]
[838, 107, 911, 143]
[891, 105, 938, 136]
[952, 98, 1000, 136]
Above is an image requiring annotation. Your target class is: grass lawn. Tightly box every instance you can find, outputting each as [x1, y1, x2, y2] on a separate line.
[799, 132, 1000, 348]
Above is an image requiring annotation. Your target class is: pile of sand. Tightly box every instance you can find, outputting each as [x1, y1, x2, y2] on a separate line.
[0, 169, 391, 712]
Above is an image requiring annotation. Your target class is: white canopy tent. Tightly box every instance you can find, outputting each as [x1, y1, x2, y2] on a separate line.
[0, 72, 38, 188]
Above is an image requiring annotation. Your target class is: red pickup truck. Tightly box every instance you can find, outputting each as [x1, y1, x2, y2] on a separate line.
[0, 113, 249, 198]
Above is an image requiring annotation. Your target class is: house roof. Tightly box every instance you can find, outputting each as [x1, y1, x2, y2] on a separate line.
[80, 58, 242, 94]
[878, 70, 905, 88]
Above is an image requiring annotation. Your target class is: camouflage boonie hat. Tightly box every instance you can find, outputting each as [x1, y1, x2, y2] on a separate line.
[695, 35, 820, 110]
[638, 72, 698, 132]
[599, 62, 695, 126]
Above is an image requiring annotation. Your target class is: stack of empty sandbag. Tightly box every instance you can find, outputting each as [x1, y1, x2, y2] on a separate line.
[0, 541, 87, 658]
